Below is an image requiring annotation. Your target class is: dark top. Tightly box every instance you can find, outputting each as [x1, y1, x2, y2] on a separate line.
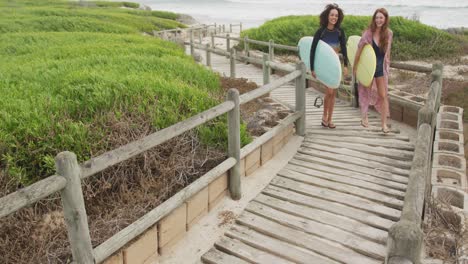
[309, 26, 349, 71]
[372, 39, 385, 77]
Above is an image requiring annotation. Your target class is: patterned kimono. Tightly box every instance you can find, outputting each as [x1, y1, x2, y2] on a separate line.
[357, 29, 393, 117]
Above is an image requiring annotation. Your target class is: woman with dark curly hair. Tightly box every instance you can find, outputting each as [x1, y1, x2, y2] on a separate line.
[353, 8, 393, 133]
[310, 3, 349, 129]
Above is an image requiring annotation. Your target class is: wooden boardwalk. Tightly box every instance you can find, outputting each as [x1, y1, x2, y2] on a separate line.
[187, 37, 415, 263]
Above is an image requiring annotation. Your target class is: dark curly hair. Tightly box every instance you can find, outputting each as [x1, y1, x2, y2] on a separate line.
[319, 3, 344, 28]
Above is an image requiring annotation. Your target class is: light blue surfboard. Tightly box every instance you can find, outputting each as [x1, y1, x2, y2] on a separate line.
[298, 36, 342, 89]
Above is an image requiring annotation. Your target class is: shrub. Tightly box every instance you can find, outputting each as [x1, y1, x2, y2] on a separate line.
[242, 15, 465, 60]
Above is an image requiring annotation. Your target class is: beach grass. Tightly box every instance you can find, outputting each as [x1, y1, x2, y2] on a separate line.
[242, 15, 467, 61]
[0, 0, 250, 186]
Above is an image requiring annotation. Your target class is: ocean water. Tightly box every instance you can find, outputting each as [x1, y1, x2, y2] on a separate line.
[137, 0, 468, 29]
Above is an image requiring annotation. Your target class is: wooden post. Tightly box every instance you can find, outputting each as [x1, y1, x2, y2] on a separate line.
[244, 36, 249, 58]
[56, 152, 94, 264]
[230, 49, 236, 78]
[206, 44, 211, 67]
[262, 53, 270, 85]
[198, 29, 202, 44]
[431, 62, 443, 112]
[190, 30, 194, 57]
[211, 33, 215, 48]
[295, 62, 306, 136]
[226, 33, 230, 58]
[229, 23, 232, 33]
[214, 23, 217, 34]
[223, 24, 225, 33]
[269, 39, 274, 61]
[227, 89, 241, 200]
[226, 34, 231, 51]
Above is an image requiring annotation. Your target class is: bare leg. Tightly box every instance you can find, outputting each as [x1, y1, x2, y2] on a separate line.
[322, 88, 330, 125]
[327, 88, 336, 128]
[375, 77, 389, 131]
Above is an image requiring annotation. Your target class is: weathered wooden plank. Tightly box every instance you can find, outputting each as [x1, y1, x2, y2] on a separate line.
[296, 148, 410, 177]
[303, 139, 414, 161]
[288, 159, 407, 190]
[304, 117, 380, 124]
[303, 112, 374, 118]
[215, 236, 294, 263]
[284, 163, 405, 199]
[0, 175, 66, 218]
[245, 203, 386, 261]
[306, 125, 400, 133]
[201, 248, 249, 264]
[263, 185, 395, 230]
[237, 211, 380, 264]
[299, 143, 411, 170]
[305, 107, 358, 113]
[303, 136, 414, 150]
[292, 154, 408, 184]
[226, 224, 338, 264]
[307, 116, 377, 122]
[307, 122, 385, 128]
[271, 176, 401, 221]
[306, 130, 409, 141]
[278, 169, 403, 209]
[254, 194, 387, 244]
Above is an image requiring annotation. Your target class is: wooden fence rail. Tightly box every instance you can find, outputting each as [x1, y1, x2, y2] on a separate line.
[185, 27, 445, 264]
[386, 63, 443, 264]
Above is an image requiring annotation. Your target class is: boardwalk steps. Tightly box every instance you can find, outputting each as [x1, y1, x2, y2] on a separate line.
[191, 37, 415, 264]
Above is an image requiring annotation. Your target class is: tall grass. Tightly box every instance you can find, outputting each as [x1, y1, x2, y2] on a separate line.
[0, 1, 250, 186]
[242, 15, 466, 60]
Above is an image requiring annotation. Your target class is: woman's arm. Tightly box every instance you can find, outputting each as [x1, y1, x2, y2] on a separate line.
[309, 27, 324, 73]
[353, 30, 371, 75]
[385, 30, 393, 75]
[339, 29, 349, 67]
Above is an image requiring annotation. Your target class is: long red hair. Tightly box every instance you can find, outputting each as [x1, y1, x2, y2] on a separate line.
[369, 8, 390, 53]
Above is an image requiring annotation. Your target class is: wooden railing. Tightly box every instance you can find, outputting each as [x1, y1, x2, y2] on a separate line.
[185, 26, 447, 264]
[184, 27, 435, 113]
[385, 63, 443, 264]
[0, 43, 306, 263]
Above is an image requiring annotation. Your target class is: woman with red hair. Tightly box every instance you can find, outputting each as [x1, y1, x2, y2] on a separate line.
[353, 8, 393, 133]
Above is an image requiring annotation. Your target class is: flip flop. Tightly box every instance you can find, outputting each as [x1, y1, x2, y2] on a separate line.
[321, 120, 328, 127]
[360, 120, 369, 128]
[382, 127, 390, 134]
[328, 123, 336, 129]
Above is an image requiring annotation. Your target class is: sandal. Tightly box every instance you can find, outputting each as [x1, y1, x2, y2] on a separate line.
[328, 123, 336, 129]
[360, 120, 369, 128]
[382, 127, 390, 134]
[321, 119, 328, 127]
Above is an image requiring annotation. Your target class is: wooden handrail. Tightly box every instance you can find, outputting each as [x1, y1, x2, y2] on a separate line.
[0, 175, 67, 218]
[386, 63, 443, 264]
[210, 34, 437, 73]
[80, 101, 235, 179]
[239, 70, 301, 104]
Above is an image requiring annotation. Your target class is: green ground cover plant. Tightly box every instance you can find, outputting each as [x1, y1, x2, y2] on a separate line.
[0, 0, 250, 187]
[242, 15, 466, 61]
